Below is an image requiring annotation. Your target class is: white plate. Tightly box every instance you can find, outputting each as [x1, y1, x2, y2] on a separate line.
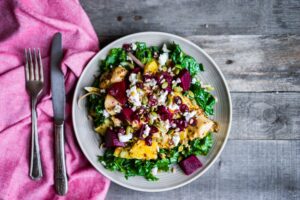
[72, 32, 232, 192]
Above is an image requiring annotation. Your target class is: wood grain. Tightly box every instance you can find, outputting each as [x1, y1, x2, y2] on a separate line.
[188, 35, 300, 92]
[231, 92, 300, 139]
[80, 0, 300, 36]
[107, 140, 300, 200]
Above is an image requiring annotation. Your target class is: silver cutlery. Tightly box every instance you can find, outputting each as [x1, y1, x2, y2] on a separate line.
[50, 32, 68, 195]
[24, 48, 44, 180]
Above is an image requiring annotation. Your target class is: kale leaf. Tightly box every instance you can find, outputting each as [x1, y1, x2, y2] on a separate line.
[101, 48, 127, 72]
[183, 133, 213, 157]
[190, 82, 216, 115]
[98, 149, 159, 181]
[135, 42, 153, 64]
[169, 43, 204, 76]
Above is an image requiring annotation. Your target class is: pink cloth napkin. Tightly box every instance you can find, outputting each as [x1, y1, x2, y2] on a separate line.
[0, 0, 110, 199]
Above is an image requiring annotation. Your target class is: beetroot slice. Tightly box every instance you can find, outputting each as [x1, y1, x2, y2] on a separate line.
[178, 69, 191, 91]
[108, 81, 127, 104]
[117, 107, 134, 122]
[157, 106, 173, 121]
[105, 129, 125, 148]
[179, 155, 202, 175]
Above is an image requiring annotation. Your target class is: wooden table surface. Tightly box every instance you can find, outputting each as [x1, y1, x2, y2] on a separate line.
[80, 1, 300, 199]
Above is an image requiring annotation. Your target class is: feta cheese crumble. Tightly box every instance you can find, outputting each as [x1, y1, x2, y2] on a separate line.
[158, 53, 168, 67]
[103, 109, 110, 118]
[162, 43, 170, 53]
[126, 86, 142, 108]
[183, 110, 197, 122]
[143, 125, 151, 138]
[172, 134, 180, 146]
[158, 90, 168, 105]
[129, 73, 138, 85]
[118, 133, 133, 142]
[113, 104, 122, 114]
[151, 166, 158, 175]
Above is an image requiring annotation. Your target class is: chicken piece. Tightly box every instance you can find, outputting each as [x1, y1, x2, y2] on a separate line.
[104, 94, 121, 115]
[188, 113, 216, 140]
[94, 119, 112, 135]
[111, 66, 128, 83]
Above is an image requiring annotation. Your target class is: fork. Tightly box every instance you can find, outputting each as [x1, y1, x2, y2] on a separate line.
[24, 48, 44, 180]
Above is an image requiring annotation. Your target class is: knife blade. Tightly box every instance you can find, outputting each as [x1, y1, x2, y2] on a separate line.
[50, 32, 68, 196]
[51, 32, 65, 123]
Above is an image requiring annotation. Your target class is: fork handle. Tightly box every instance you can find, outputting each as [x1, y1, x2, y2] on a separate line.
[29, 97, 43, 180]
[54, 122, 68, 195]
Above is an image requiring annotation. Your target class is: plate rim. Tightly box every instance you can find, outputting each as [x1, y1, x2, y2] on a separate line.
[72, 31, 232, 192]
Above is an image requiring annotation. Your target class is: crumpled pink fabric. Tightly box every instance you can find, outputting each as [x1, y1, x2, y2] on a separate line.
[0, 0, 110, 199]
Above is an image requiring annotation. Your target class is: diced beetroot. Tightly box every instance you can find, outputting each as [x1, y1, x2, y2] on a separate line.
[132, 67, 141, 74]
[150, 126, 158, 134]
[108, 81, 127, 104]
[157, 106, 173, 121]
[148, 94, 158, 106]
[174, 96, 182, 105]
[105, 129, 125, 148]
[122, 43, 132, 52]
[179, 104, 189, 113]
[117, 108, 134, 122]
[145, 136, 152, 146]
[136, 82, 143, 89]
[172, 118, 188, 131]
[179, 155, 202, 175]
[134, 124, 145, 139]
[178, 69, 191, 91]
[188, 117, 197, 126]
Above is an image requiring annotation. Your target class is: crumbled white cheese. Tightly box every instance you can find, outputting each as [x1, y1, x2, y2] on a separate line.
[118, 133, 133, 142]
[176, 78, 181, 83]
[172, 134, 180, 146]
[162, 43, 170, 53]
[161, 120, 170, 131]
[103, 109, 110, 118]
[158, 90, 168, 105]
[100, 89, 106, 93]
[143, 125, 151, 138]
[129, 73, 138, 85]
[145, 78, 157, 88]
[183, 110, 197, 122]
[159, 53, 168, 66]
[113, 104, 122, 114]
[151, 167, 158, 175]
[192, 77, 197, 84]
[168, 103, 179, 111]
[132, 43, 137, 51]
[126, 86, 142, 107]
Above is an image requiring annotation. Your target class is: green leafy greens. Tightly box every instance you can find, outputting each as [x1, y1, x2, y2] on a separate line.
[190, 82, 216, 115]
[99, 133, 213, 180]
[101, 48, 127, 72]
[86, 79, 106, 127]
[169, 43, 204, 76]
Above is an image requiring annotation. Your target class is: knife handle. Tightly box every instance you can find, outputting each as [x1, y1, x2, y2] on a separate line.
[54, 122, 68, 195]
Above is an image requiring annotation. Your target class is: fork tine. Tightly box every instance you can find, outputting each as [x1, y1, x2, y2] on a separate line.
[24, 49, 30, 81]
[28, 48, 34, 80]
[37, 49, 44, 82]
[33, 48, 39, 80]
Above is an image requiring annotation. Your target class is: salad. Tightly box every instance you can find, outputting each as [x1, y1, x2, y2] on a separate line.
[83, 42, 218, 181]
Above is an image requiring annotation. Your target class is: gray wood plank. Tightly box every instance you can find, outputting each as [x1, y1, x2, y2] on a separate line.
[231, 92, 300, 139]
[106, 140, 300, 200]
[81, 0, 300, 36]
[188, 35, 300, 92]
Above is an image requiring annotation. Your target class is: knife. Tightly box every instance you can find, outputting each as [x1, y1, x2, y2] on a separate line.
[50, 32, 68, 195]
